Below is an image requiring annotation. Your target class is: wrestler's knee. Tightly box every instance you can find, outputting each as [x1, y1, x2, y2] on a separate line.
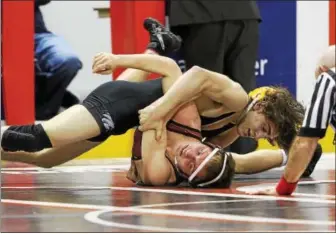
[189, 65, 209, 78]
[1, 124, 52, 152]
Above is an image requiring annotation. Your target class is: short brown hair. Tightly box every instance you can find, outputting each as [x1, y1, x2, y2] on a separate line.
[261, 86, 305, 151]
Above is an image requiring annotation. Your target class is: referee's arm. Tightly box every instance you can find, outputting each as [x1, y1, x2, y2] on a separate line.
[281, 72, 336, 191]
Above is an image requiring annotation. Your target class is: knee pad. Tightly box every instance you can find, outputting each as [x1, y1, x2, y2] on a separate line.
[1, 124, 52, 152]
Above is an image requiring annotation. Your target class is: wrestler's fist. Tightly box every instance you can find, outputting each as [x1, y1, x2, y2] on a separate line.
[138, 106, 164, 141]
[92, 52, 118, 75]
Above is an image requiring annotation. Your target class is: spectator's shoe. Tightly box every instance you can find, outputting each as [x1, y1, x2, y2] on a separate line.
[301, 143, 322, 177]
[144, 17, 182, 55]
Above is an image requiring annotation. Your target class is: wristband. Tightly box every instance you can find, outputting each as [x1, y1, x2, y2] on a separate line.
[276, 175, 298, 195]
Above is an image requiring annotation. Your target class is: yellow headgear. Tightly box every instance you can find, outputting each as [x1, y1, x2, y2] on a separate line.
[235, 86, 276, 125]
[248, 86, 276, 101]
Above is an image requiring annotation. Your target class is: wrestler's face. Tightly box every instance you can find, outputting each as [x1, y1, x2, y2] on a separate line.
[237, 103, 278, 142]
[175, 142, 213, 179]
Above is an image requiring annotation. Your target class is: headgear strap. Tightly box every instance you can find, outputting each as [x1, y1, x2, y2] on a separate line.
[188, 148, 219, 182]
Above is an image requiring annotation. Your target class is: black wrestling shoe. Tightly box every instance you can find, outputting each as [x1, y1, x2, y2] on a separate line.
[301, 143, 323, 177]
[144, 17, 182, 55]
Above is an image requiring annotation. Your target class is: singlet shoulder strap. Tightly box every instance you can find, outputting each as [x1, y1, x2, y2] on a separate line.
[131, 128, 143, 160]
[166, 120, 202, 141]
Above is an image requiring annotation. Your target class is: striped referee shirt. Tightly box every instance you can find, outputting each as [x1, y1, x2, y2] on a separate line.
[299, 68, 336, 138]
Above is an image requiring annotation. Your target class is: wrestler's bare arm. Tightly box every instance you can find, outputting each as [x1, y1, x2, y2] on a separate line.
[94, 53, 182, 81]
[142, 66, 249, 121]
[283, 136, 319, 182]
[208, 132, 285, 174]
[141, 128, 172, 185]
[232, 149, 285, 174]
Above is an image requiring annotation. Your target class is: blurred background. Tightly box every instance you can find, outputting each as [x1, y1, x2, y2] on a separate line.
[1, 0, 335, 160]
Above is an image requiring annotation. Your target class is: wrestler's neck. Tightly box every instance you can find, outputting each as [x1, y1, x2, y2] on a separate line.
[231, 103, 252, 125]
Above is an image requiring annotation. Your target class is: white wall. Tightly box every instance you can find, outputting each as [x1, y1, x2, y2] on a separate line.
[296, 1, 330, 105]
[40, 1, 112, 100]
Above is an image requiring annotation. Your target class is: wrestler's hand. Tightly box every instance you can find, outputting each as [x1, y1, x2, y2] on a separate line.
[247, 187, 279, 196]
[92, 52, 118, 75]
[138, 106, 165, 141]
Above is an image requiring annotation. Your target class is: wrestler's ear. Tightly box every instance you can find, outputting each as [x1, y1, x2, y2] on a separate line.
[252, 101, 264, 112]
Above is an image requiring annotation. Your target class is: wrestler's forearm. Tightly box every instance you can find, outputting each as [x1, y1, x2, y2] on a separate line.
[283, 136, 318, 182]
[152, 66, 248, 118]
[150, 67, 208, 118]
[234, 150, 284, 174]
[115, 54, 180, 78]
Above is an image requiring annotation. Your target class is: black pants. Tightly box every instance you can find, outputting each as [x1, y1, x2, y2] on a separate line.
[172, 20, 260, 154]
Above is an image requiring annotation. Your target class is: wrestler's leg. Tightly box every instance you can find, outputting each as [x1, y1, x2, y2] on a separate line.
[1, 104, 101, 152]
[116, 50, 158, 82]
[233, 149, 285, 174]
[41, 104, 101, 147]
[1, 140, 100, 168]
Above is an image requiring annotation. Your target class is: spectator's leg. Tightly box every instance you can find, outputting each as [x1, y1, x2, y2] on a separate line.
[223, 20, 260, 154]
[34, 32, 82, 119]
[171, 22, 227, 72]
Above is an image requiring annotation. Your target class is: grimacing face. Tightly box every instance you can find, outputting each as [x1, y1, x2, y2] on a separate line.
[236, 103, 278, 142]
[174, 141, 213, 180]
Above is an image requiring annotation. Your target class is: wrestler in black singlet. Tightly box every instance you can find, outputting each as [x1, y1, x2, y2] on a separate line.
[82, 79, 163, 142]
